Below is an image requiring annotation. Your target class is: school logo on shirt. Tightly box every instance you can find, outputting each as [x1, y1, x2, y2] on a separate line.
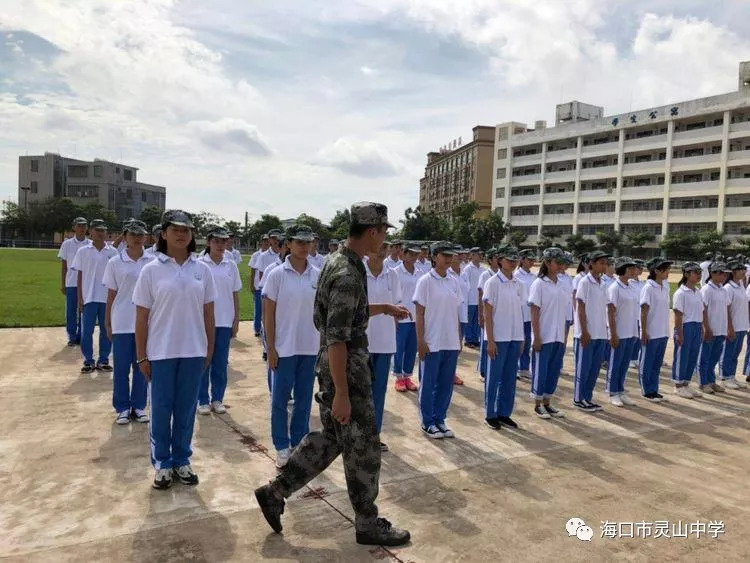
[194, 272, 203, 280]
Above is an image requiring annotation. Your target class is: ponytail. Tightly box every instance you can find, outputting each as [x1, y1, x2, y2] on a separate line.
[537, 261, 550, 278]
[677, 274, 688, 287]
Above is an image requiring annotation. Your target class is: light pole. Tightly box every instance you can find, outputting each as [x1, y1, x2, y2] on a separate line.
[20, 186, 30, 210]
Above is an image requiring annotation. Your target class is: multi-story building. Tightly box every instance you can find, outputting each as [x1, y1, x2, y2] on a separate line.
[18, 153, 166, 221]
[492, 60, 750, 248]
[419, 126, 495, 219]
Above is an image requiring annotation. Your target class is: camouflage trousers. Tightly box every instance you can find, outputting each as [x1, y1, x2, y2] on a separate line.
[271, 348, 381, 530]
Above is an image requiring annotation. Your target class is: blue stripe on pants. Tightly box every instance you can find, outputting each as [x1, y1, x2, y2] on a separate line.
[466, 305, 479, 345]
[149, 357, 204, 469]
[81, 302, 111, 365]
[605, 337, 637, 395]
[518, 321, 531, 371]
[270, 355, 316, 450]
[370, 353, 392, 433]
[418, 350, 459, 427]
[393, 322, 417, 376]
[573, 338, 607, 403]
[721, 330, 746, 380]
[639, 337, 667, 395]
[672, 322, 702, 382]
[253, 289, 262, 334]
[530, 342, 565, 399]
[699, 335, 726, 385]
[199, 327, 232, 405]
[65, 287, 81, 343]
[485, 341, 521, 419]
[112, 333, 147, 412]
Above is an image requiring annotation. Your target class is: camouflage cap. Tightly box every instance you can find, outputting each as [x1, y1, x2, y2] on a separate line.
[542, 247, 567, 262]
[285, 223, 315, 241]
[151, 224, 162, 235]
[430, 241, 457, 256]
[634, 259, 647, 268]
[709, 261, 731, 273]
[161, 209, 194, 228]
[615, 256, 637, 270]
[72, 216, 88, 226]
[260, 233, 269, 240]
[125, 219, 148, 235]
[519, 249, 536, 259]
[267, 229, 282, 238]
[89, 219, 108, 231]
[727, 259, 745, 271]
[329, 239, 339, 245]
[496, 244, 521, 260]
[404, 246, 421, 254]
[207, 226, 230, 239]
[312, 232, 319, 239]
[390, 239, 403, 246]
[562, 251, 575, 265]
[469, 247, 482, 253]
[646, 257, 672, 270]
[485, 247, 496, 259]
[682, 261, 701, 273]
[588, 250, 612, 262]
[350, 201, 395, 228]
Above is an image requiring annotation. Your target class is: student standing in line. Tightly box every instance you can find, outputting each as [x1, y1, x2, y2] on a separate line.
[461, 248, 486, 349]
[262, 224, 320, 469]
[629, 260, 647, 369]
[224, 232, 243, 265]
[308, 233, 325, 269]
[476, 248, 499, 383]
[605, 257, 640, 407]
[58, 216, 89, 346]
[699, 252, 713, 286]
[392, 247, 421, 392]
[415, 242, 463, 439]
[197, 227, 242, 415]
[416, 245, 431, 274]
[573, 250, 611, 412]
[572, 254, 590, 304]
[672, 262, 706, 398]
[262, 237, 290, 392]
[698, 262, 731, 394]
[103, 219, 153, 425]
[383, 240, 403, 270]
[249, 234, 271, 337]
[720, 260, 749, 389]
[449, 250, 469, 385]
[483, 245, 526, 429]
[514, 249, 536, 379]
[365, 242, 402, 451]
[72, 219, 119, 373]
[134, 210, 216, 490]
[557, 252, 576, 376]
[144, 225, 161, 257]
[528, 247, 568, 419]
[638, 257, 672, 402]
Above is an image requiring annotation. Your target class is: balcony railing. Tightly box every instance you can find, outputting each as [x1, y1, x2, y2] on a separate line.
[579, 165, 618, 180]
[544, 148, 578, 163]
[672, 125, 724, 144]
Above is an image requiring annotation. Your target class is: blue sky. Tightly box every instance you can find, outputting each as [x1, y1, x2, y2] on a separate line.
[1, 0, 749, 224]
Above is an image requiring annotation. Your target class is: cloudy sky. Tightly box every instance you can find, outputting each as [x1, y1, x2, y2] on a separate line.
[1, 1, 749, 224]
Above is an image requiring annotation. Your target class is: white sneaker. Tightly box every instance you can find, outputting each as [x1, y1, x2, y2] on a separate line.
[629, 360, 639, 369]
[116, 410, 130, 425]
[436, 423, 455, 438]
[723, 379, 740, 390]
[700, 384, 714, 395]
[133, 409, 149, 423]
[197, 404, 211, 415]
[211, 401, 227, 414]
[620, 394, 637, 406]
[610, 395, 624, 407]
[276, 447, 291, 469]
[676, 386, 693, 399]
[518, 370, 530, 379]
[690, 387, 703, 397]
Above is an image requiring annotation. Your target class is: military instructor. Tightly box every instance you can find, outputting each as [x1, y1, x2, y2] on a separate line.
[255, 202, 412, 547]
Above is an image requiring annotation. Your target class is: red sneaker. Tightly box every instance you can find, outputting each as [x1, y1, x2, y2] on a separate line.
[394, 378, 408, 392]
[453, 374, 464, 385]
[404, 376, 418, 391]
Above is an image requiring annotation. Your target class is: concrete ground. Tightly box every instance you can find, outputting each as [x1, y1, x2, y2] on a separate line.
[3, 324, 750, 562]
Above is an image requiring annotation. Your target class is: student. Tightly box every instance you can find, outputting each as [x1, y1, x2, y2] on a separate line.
[699, 262, 731, 394]
[308, 233, 325, 269]
[328, 239, 339, 254]
[225, 232, 243, 265]
[262, 237, 290, 391]
[461, 248, 485, 349]
[198, 227, 242, 415]
[415, 242, 463, 439]
[144, 225, 161, 257]
[257, 230, 283, 359]
[248, 234, 271, 337]
[476, 248, 499, 383]
[605, 257, 640, 407]
[573, 250, 611, 412]
[71, 219, 119, 373]
[638, 258, 672, 402]
[528, 247, 569, 419]
[365, 241, 402, 452]
[415, 245, 431, 274]
[699, 252, 713, 286]
[449, 251, 470, 385]
[720, 260, 749, 389]
[558, 252, 576, 376]
[262, 224, 320, 468]
[458, 249, 469, 270]
[103, 220, 153, 425]
[672, 262, 706, 398]
[392, 247, 421, 392]
[483, 245, 526, 429]
[514, 249, 536, 378]
[629, 260, 647, 369]
[133, 210, 216, 490]
[383, 240, 402, 270]
[58, 216, 89, 346]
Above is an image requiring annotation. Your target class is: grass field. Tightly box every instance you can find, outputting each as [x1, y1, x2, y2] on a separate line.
[0, 248, 256, 328]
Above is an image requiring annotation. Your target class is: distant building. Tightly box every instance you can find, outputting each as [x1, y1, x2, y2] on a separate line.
[18, 153, 166, 220]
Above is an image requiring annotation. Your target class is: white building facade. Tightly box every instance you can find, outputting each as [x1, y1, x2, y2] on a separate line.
[492, 61, 750, 249]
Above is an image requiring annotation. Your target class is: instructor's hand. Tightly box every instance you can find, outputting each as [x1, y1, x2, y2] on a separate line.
[386, 304, 411, 321]
[332, 392, 351, 425]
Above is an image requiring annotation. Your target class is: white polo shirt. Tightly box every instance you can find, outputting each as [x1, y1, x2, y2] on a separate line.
[449, 268, 469, 323]
[726, 281, 750, 333]
[144, 244, 158, 257]
[365, 262, 401, 354]
[575, 273, 609, 340]
[415, 259, 431, 275]
[201, 253, 242, 328]
[70, 242, 119, 304]
[572, 271, 587, 293]
[257, 248, 281, 288]
[57, 236, 89, 287]
[513, 267, 536, 323]
[673, 284, 704, 324]
[102, 250, 155, 334]
[394, 262, 422, 324]
[248, 249, 263, 288]
[528, 276, 568, 344]
[701, 281, 728, 336]
[224, 248, 242, 265]
[558, 272, 574, 322]
[461, 262, 486, 306]
[413, 268, 461, 351]
[639, 279, 670, 339]
[478, 268, 496, 294]
[483, 271, 526, 342]
[699, 260, 712, 286]
[261, 257, 320, 357]
[384, 256, 402, 270]
[308, 252, 325, 270]
[607, 278, 640, 339]
[132, 253, 216, 360]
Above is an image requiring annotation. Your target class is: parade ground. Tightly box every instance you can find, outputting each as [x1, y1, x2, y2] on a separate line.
[2, 324, 750, 562]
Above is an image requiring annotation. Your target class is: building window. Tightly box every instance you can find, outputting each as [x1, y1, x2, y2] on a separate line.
[543, 203, 574, 214]
[498, 127, 509, 141]
[579, 224, 614, 235]
[68, 165, 88, 178]
[30, 181, 38, 194]
[93, 165, 102, 177]
[621, 199, 663, 211]
[668, 222, 715, 234]
[724, 222, 750, 235]
[30, 159, 39, 172]
[497, 148, 507, 160]
[579, 202, 616, 214]
[495, 187, 505, 198]
[496, 168, 506, 179]
[669, 197, 718, 209]
[620, 223, 663, 235]
[67, 185, 99, 198]
[725, 195, 750, 207]
[141, 192, 148, 202]
[510, 205, 539, 216]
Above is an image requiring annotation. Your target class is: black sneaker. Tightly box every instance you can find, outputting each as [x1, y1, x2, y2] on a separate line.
[152, 468, 172, 490]
[498, 416, 518, 429]
[96, 362, 113, 372]
[81, 363, 94, 373]
[573, 401, 591, 411]
[67, 341, 77, 347]
[255, 484, 285, 533]
[262, 351, 268, 362]
[254, 332, 261, 337]
[379, 441, 389, 452]
[655, 393, 664, 400]
[585, 401, 603, 412]
[174, 465, 199, 485]
[485, 418, 502, 430]
[356, 518, 411, 547]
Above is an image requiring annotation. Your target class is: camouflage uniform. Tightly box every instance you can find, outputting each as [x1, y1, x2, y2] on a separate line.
[271, 204, 393, 531]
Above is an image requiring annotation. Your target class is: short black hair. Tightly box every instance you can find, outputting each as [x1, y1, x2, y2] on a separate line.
[156, 229, 197, 254]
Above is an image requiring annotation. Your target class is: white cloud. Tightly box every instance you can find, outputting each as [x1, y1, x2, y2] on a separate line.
[189, 118, 272, 156]
[314, 138, 403, 178]
[360, 65, 376, 76]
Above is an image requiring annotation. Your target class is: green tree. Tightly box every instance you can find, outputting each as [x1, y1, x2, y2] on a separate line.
[78, 202, 118, 230]
[596, 230, 624, 255]
[295, 213, 330, 239]
[538, 227, 562, 250]
[139, 205, 163, 228]
[473, 210, 507, 249]
[624, 231, 656, 254]
[224, 220, 242, 236]
[450, 201, 480, 248]
[248, 214, 282, 246]
[329, 208, 351, 241]
[400, 206, 449, 242]
[697, 230, 730, 256]
[565, 233, 597, 256]
[660, 232, 700, 260]
[736, 237, 750, 254]
[0, 201, 28, 238]
[506, 229, 528, 248]
[189, 211, 225, 239]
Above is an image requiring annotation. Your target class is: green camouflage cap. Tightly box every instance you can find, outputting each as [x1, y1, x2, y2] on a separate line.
[152, 224, 162, 235]
[207, 226, 230, 239]
[72, 216, 88, 226]
[267, 229, 282, 238]
[285, 223, 315, 241]
[125, 219, 148, 235]
[709, 261, 731, 273]
[350, 201, 395, 228]
[646, 257, 672, 270]
[615, 256, 637, 270]
[329, 239, 339, 245]
[161, 209, 194, 228]
[430, 241, 457, 256]
[496, 244, 521, 260]
[563, 251, 575, 265]
[519, 249, 536, 260]
[542, 247, 567, 262]
[634, 259, 647, 268]
[89, 218, 108, 231]
[681, 261, 701, 273]
[588, 250, 612, 262]
[727, 259, 745, 271]
[485, 247, 496, 259]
